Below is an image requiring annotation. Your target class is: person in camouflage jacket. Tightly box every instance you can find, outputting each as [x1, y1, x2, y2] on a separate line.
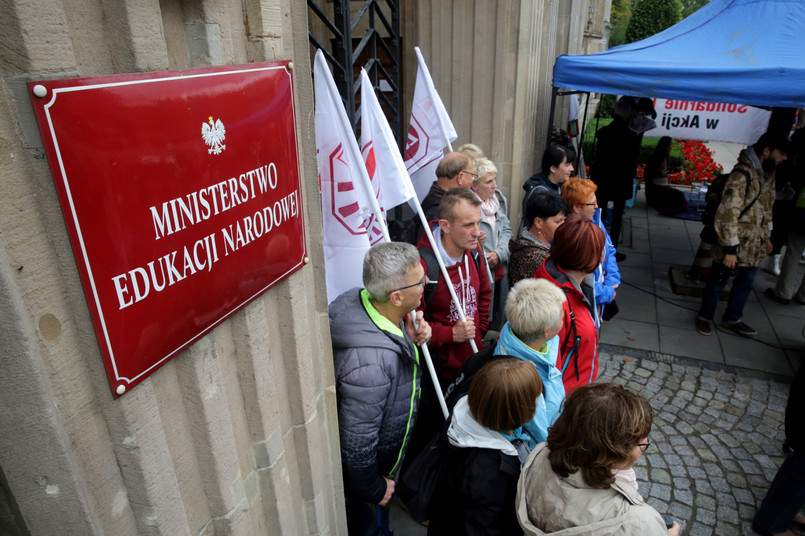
[696, 132, 790, 337]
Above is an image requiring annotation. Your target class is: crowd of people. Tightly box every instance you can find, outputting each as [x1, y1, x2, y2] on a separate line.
[329, 118, 805, 535]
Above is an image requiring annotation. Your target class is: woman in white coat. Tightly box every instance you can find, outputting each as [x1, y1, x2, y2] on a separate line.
[472, 157, 512, 328]
[517, 382, 681, 536]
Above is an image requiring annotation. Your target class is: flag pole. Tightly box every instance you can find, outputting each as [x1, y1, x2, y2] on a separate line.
[410, 201, 479, 355]
[371, 211, 449, 419]
[408, 51, 476, 351]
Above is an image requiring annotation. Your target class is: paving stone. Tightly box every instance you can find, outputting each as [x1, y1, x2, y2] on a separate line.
[688, 522, 714, 536]
[673, 488, 694, 505]
[726, 472, 747, 488]
[651, 468, 671, 485]
[649, 483, 672, 501]
[591, 352, 789, 536]
[669, 502, 692, 520]
[716, 505, 739, 523]
[696, 494, 716, 510]
[696, 508, 716, 525]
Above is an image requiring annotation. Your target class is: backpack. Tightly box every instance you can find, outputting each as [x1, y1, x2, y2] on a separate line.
[700, 169, 755, 243]
[418, 246, 482, 314]
[397, 344, 505, 523]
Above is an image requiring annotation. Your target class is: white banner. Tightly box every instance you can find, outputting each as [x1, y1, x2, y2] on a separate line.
[359, 69, 417, 244]
[313, 50, 372, 302]
[644, 98, 771, 145]
[404, 47, 458, 201]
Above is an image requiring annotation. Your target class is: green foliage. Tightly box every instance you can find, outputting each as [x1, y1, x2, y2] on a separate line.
[625, 0, 683, 44]
[595, 94, 617, 119]
[609, 0, 633, 47]
[681, 0, 710, 18]
[581, 119, 684, 169]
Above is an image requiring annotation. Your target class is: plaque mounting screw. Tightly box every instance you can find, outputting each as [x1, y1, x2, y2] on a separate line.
[116, 385, 126, 395]
[304, 256, 309, 264]
[33, 85, 47, 98]
[287, 62, 294, 71]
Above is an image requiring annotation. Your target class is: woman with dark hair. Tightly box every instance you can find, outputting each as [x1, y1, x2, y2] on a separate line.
[534, 218, 603, 393]
[509, 192, 568, 287]
[428, 358, 543, 536]
[562, 178, 621, 320]
[517, 382, 680, 536]
[521, 144, 575, 221]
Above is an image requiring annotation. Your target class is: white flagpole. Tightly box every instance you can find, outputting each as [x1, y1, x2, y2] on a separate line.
[359, 71, 449, 419]
[369, 212, 449, 419]
[412, 203, 479, 355]
[479, 242, 494, 289]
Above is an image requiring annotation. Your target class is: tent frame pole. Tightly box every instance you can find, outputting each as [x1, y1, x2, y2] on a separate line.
[547, 86, 559, 149]
[545, 87, 592, 159]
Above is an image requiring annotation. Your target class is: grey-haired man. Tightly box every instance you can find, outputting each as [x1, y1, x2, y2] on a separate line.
[329, 241, 431, 534]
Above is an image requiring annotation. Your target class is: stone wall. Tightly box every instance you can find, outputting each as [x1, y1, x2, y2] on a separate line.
[0, 1, 344, 535]
[402, 0, 594, 226]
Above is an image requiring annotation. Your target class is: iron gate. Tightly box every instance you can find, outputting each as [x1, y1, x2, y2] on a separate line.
[308, 0, 403, 146]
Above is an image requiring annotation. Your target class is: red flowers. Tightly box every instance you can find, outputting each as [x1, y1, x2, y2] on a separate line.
[637, 140, 723, 187]
[678, 140, 723, 185]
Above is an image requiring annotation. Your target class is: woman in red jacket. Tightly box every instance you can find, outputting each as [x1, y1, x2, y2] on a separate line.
[534, 218, 605, 394]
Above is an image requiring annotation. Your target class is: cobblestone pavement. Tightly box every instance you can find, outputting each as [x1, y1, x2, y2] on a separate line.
[392, 348, 799, 535]
[597, 349, 798, 536]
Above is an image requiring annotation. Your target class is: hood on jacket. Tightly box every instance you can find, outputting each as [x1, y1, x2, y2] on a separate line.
[447, 396, 519, 457]
[511, 231, 549, 253]
[329, 288, 417, 364]
[540, 260, 595, 308]
[496, 323, 564, 446]
[517, 445, 666, 536]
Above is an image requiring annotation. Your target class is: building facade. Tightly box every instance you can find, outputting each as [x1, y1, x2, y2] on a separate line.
[0, 1, 609, 534]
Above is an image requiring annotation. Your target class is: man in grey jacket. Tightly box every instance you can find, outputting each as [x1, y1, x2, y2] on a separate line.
[329, 242, 431, 535]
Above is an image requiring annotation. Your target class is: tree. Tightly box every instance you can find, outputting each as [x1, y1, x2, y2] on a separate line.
[608, 0, 634, 47]
[625, 0, 682, 44]
[681, 0, 710, 18]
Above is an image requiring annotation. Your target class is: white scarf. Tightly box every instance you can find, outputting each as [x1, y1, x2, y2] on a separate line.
[481, 193, 500, 233]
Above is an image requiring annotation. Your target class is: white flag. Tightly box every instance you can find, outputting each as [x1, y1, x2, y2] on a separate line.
[314, 50, 372, 302]
[359, 69, 417, 244]
[404, 47, 458, 201]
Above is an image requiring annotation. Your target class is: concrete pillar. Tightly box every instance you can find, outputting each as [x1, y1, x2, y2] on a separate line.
[404, 0, 592, 226]
[0, 1, 344, 535]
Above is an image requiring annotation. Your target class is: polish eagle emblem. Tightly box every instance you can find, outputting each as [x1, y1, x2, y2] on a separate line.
[201, 116, 226, 155]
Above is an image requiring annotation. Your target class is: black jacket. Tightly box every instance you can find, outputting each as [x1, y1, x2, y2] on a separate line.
[786, 362, 805, 453]
[591, 119, 641, 201]
[427, 398, 524, 536]
[428, 444, 522, 536]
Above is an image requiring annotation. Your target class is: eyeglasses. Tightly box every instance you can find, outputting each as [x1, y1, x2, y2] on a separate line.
[637, 439, 651, 452]
[393, 275, 429, 292]
[584, 202, 598, 207]
[460, 170, 479, 181]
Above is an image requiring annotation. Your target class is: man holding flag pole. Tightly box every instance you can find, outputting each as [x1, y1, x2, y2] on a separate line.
[316, 49, 478, 531]
[416, 188, 491, 387]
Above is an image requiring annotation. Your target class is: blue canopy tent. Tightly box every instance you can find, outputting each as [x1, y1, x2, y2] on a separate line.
[553, 0, 805, 107]
[547, 0, 805, 144]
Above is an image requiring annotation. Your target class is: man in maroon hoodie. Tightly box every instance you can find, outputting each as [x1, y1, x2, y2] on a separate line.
[417, 188, 491, 386]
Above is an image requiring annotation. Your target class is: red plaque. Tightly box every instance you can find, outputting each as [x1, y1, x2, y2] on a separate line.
[29, 62, 307, 397]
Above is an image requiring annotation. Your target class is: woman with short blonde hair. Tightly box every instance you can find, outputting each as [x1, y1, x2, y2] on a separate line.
[471, 156, 512, 328]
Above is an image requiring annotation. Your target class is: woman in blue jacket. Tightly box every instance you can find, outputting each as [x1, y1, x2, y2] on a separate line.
[562, 177, 621, 320]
